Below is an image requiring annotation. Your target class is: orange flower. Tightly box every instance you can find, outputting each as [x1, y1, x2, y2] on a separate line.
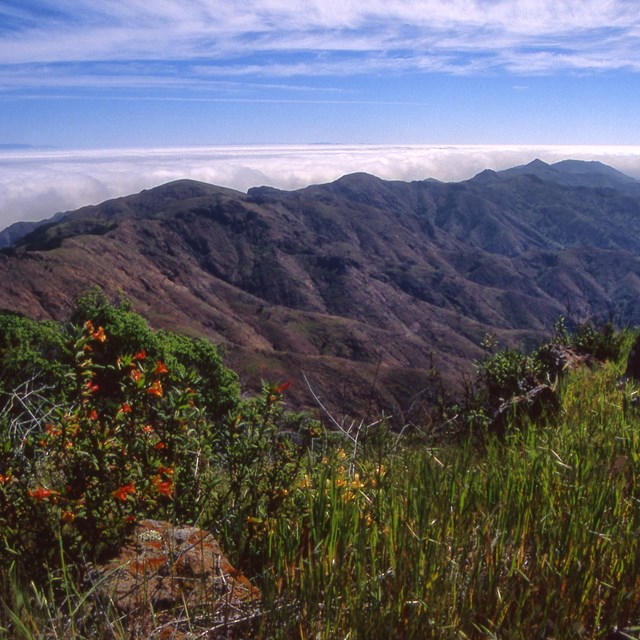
[133, 349, 146, 361]
[143, 425, 154, 434]
[45, 423, 62, 437]
[92, 326, 107, 343]
[112, 483, 136, 501]
[154, 477, 173, 498]
[85, 320, 95, 333]
[153, 441, 166, 450]
[84, 381, 99, 393]
[118, 402, 132, 416]
[88, 409, 98, 421]
[147, 380, 163, 397]
[28, 487, 56, 501]
[0, 474, 12, 484]
[274, 380, 292, 394]
[61, 510, 76, 523]
[153, 361, 168, 375]
[131, 369, 143, 383]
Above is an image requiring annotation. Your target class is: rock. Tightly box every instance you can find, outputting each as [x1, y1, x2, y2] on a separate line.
[491, 384, 559, 435]
[625, 333, 640, 381]
[541, 344, 596, 374]
[89, 519, 261, 639]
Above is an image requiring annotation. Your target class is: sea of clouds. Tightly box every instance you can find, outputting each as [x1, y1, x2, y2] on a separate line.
[2, 144, 640, 231]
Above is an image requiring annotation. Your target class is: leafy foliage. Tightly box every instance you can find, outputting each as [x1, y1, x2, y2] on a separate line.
[1, 306, 640, 639]
[0, 311, 69, 395]
[70, 287, 240, 419]
[553, 316, 624, 362]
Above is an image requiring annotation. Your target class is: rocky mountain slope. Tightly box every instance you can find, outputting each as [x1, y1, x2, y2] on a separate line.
[2, 159, 640, 420]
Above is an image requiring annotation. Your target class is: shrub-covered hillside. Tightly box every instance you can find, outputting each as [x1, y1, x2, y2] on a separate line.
[0, 293, 639, 639]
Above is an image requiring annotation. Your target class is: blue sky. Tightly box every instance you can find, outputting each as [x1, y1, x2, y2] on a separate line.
[2, 0, 640, 147]
[1, 1, 640, 227]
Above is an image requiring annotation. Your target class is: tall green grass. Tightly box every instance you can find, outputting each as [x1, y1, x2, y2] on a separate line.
[2, 359, 640, 639]
[254, 360, 640, 639]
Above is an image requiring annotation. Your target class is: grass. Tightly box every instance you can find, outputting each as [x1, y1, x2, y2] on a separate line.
[2, 356, 640, 638]
[251, 358, 640, 639]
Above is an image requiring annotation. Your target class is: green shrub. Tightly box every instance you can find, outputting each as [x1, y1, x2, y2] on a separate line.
[69, 288, 240, 420]
[0, 321, 216, 565]
[551, 316, 624, 361]
[0, 311, 70, 396]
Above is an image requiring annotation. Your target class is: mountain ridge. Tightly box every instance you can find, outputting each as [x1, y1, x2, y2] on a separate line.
[2, 160, 640, 419]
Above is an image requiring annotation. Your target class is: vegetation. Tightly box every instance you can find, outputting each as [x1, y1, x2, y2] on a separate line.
[0, 295, 639, 638]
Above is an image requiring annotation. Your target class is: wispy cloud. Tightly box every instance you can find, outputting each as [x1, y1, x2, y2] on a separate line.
[1, 0, 639, 95]
[2, 144, 640, 230]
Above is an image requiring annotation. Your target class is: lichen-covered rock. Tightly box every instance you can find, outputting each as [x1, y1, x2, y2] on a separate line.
[491, 384, 559, 435]
[542, 344, 596, 374]
[90, 519, 261, 639]
[625, 333, 640, 381]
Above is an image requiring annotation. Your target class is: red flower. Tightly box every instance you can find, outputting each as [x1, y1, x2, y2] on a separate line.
[153, 441, 166, 450]
[28, 487, 55, 501]
[131, 369, 143, 383]
[133, 349, 146, 361]
[147, 380, 163, 397]
[92, 326, 107, 343]
[153, 361, 168, 375]
[154, 478, 173, 498]
[88, 409, 98, 421]
[118, 402, 132, 416]
[84, 381, 99, 393]
[45, 423, 62, 437]
[112, 483, 136, 501]
[274, 380, 292, 394]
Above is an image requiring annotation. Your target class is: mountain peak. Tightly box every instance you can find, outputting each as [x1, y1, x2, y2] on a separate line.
[526, 158, 550, 169]
[551, 159, 637, 183]
[498, 158, 637, 189]
[4, 162, 640, 418]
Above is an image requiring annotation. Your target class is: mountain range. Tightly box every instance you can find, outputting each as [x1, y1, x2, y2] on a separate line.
[2, 158, 640, 420]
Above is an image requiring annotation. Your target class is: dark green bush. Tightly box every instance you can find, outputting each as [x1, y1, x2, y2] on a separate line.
[0, 311, 70, 395]
[69, 287, 240, 420]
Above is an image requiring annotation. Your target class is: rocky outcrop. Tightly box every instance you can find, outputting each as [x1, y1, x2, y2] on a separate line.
[542, 344, 596, 374]
[90, 519, 261, 639]
[490, 384, 559, 435]
[624, 334, 640, 381]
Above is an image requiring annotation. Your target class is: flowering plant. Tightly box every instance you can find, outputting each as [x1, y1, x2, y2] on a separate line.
[1, 320, 213, 562]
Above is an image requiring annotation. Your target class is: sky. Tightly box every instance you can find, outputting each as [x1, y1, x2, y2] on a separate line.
[1, 0, 640, 228]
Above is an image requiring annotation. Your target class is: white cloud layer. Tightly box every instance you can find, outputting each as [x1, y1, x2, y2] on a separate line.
[2, 144, 640, 230]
